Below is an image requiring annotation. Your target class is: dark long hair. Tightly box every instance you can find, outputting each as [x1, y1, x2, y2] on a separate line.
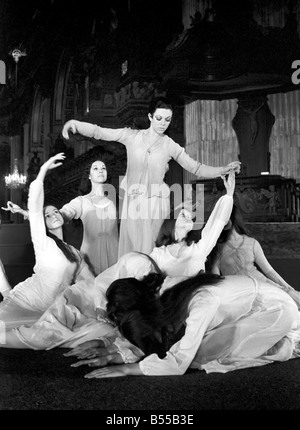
[206, 203, 251, 272]
[155, 211, 199, 247]
[79, 158, 109, 196]
[43, 205, 79, 265]
[106, 272, 223, 358]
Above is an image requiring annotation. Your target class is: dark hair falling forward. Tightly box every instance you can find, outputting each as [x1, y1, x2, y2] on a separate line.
[106, 272, 223, 358]
[46, 230, 79, 264]
[206, 203, 251, 272]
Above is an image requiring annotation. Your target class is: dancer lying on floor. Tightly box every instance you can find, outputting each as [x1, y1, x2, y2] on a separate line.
[0, 173, 236, 349]
[69, 272, 300, 377]
[0, 153, 95, 329]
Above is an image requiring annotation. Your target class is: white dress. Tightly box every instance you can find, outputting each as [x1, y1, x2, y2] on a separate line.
[60, 194, 119, 275]
[139, 276, 300, 375]
[94, 194, 233, 310]
[83, 125, 223, 257]
[0, 179, 94, 328]
[212, 235, 292, 290]
[11, 194, 233, 349]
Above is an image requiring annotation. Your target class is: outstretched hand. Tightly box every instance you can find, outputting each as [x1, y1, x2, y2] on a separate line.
[221, 171, 236, 196]
[63, 339, 109, 359]
[62, 120, 77, 140]
[1, 201, 22, 213]
[70, 350, 124, 369]
[84, 365, 130, 379]
[222, 161, 241, 175]
[41, 153, 66, 171]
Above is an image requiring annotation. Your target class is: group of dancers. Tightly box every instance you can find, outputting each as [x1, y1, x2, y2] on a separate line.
[0, 96, 299, 379]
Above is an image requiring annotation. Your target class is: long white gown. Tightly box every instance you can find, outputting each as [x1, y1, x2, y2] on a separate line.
[0, 179, 94, 329]
[77, 124, 224, 257]
[60, 194, 119, 275]
[11, 193, 234, 349]
[139, 276, 300, 375]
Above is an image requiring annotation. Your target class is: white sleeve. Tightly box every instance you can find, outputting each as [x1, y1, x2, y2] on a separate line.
[168, 139, 222, 178]
[27, 179, 49, 257]
[60, 196, 83, 221]
[196, 195, 233, 258]
[139, 291, 219, 375]
[91, 126, 137, 147]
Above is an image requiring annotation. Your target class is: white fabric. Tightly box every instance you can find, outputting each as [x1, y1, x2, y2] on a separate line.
[95, 194, 233, 310]
[150, 195, 233, 293]
[0, 259, 11, 293]
[139, 276, 299, 375]
[83, 125, 222, 257]
[0, 179, 94, 328]
[213, 235, 292, 291]
[10, 192, 233, 349]
[60, 194, 118, 275]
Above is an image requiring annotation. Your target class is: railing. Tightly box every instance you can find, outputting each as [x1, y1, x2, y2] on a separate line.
[191, 175, 300, 223]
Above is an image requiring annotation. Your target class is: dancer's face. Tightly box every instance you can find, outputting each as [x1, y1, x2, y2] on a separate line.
[175, 209, 193, 241]
[148, 108, 172, 135]
[44, 205, 64, 231]
[89, 161, 107, 183]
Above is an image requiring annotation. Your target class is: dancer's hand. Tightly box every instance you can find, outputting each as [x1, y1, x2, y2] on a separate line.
[63, 339, 112, 359]
[222, 171, 236, 196]
[222, 161, 241, 175]
[37, 153, 65, 182]
[62, 120, 79, 139]
[1, 201, 28, 219]
[40, 153, 66, 172]
[71, 351, 123, 368]
[1, 201, 22, 213]
[62, 120, 96, 139]
[84, 363, 142, 378]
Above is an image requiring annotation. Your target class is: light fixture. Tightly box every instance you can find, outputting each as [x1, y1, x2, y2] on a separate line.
[10, 48, 27, 91]
[5, 158, 27, 189]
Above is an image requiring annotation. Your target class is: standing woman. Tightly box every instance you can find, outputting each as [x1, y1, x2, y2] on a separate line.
[3, 159, 119, 276]
[0, 153, 95, 328]
[59, 159, 119, 275]
[62, 96, 241, 257]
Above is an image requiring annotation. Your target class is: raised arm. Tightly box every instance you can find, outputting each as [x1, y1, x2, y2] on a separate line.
[169, 139, 241, 178]
[196, 172, 235, 258]
[62, 120, 134, 144]
[26, 153, 66, 258]
[29, 153, 65, 214]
